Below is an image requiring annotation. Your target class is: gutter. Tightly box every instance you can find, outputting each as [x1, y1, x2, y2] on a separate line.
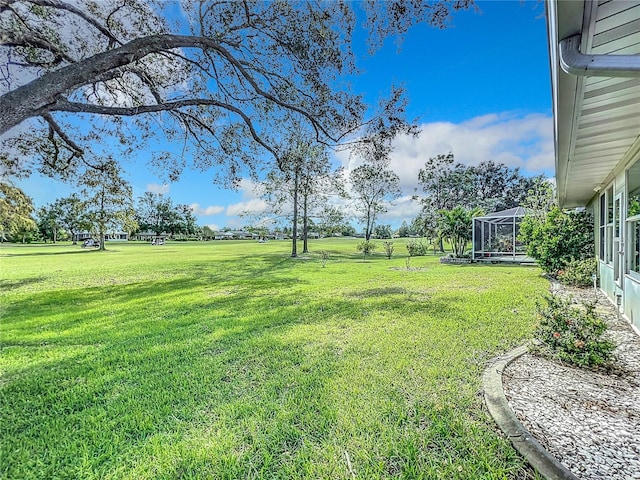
[559, 34, 640, 77]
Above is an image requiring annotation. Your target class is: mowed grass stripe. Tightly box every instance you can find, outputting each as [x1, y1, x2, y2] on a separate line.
[1, 239, 545, 479]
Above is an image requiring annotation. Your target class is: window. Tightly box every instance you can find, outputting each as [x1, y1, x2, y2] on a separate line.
[606, 186, 614, 264]
[627, 160, 640, 278]
[614, 194, 622, 283]
[599, 194, 606, 259]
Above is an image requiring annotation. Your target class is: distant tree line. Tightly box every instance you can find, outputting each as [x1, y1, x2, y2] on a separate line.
[409, 152, 550, 256]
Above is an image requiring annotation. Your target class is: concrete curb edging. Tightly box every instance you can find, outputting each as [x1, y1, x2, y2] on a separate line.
[483, 346, 579, 480]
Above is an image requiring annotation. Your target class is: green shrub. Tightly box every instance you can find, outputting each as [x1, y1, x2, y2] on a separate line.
[519, 207, 594, 276]
[356, 241, 377, 260]
[533, 295, 615, 368]
[318, 250, 330, 267]
[557, 258, 598, 287]
[382, 241, 394, 259]
[406, 240, 429, 257]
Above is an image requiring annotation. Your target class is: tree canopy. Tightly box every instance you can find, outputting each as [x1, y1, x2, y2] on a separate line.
[0, 181, 36, 240]
[350, 163, 400, 241]
[1, 0, 474, 184]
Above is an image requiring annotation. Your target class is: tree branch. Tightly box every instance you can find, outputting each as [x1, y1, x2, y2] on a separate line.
[50, 97, 278, 159]
[1, 31, 76, 64]
[3, 0, 121, 47]
[0, 33, 327, 141]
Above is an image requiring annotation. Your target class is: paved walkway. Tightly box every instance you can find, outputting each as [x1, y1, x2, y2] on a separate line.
[502, 283, 640, 480]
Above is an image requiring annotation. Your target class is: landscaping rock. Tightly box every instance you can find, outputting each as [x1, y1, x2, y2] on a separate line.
[503, 283, 640, 480]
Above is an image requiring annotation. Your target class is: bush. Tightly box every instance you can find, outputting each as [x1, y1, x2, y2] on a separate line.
[318, 250, 330, 267]
[406, 240, 429, 257]
[557, 258, 598, 287]
[382, 241, 394, 259]
[519, 207, 594, 276]
[356, 241, 377, 260]
[533, 295, 615, 368]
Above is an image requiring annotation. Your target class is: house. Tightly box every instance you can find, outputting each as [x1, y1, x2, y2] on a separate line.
[133, 231, 166, 242]
[214, 231, 234, 240]
[73, 231, 129, 242]
[547, 0, 640, 332]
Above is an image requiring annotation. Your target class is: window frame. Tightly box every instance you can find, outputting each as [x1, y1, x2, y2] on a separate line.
[626, 159, 640, 281]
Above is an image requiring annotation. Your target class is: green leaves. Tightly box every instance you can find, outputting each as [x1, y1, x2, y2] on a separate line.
[534, 295, 615, 368]
[437, 206, 483, 258]
[519, 207, 594, 276]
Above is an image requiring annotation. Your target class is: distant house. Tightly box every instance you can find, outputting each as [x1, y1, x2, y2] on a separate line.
[73, 231, 128, 242]
[214, 231, 234, 240]
[105, 233, 128, 241]
[547, 0, 640, 332]
[133, 231, 166, 241]
[73, 232, 93, 242]
[231, 231, 253, 240]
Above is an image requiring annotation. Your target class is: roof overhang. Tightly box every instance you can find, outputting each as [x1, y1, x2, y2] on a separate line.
[547, 0, 640, 208]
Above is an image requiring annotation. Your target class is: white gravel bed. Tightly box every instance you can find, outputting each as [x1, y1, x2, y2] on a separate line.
[503, 283, 640, 480]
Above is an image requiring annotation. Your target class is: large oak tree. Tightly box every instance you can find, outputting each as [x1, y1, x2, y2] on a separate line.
[0, 0, 473, 183]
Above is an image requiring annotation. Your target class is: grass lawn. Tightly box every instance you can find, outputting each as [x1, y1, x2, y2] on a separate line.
[1, 239, 547, 479]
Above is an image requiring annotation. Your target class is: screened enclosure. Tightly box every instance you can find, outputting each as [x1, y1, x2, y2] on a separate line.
[472, 207, 527, 261]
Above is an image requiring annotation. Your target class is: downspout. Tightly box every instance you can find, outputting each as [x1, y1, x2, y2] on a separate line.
[559, 34, 640, 77]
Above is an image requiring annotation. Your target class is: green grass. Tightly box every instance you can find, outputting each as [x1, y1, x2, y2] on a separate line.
[1, 239, 547, 479]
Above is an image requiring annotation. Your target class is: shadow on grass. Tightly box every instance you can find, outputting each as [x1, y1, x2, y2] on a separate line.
[0, 249, 95, 257]
[0, 277, 47, 291]
[1, 262, 532, 478]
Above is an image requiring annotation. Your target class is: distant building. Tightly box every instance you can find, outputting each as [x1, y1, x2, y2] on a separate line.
[73, 231, 129, 242]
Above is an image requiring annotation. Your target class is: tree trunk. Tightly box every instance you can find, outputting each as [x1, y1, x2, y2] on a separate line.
[291, 169, 299, 258]
[365, 210, 371, 241]
[302, 193, 309, 254]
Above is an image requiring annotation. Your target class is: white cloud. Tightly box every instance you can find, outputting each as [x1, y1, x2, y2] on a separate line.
[337, 111, 554, 196]
[226, 198, 269, 217]
[380, 195, 422, 222]
[223, 178, 273, 217]
[190, 203, 225, 216]
[206, 224, 220, 231]
[147, 183, 170, 194]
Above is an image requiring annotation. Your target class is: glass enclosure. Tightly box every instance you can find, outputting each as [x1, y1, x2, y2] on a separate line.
[472, 207, 527, 260]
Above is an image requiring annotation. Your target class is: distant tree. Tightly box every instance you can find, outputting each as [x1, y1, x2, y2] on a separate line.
[438, 206, 483, 257]
[36, 204, 62, 243]
[201, 226, 215, 240]
[53, 194, 91, 244]
[0, 182, 36, 242]
[79, 159, 135, 250]
[417, 153, 547, 249]
[135, 192, 185, 237]
[417, 152, 472, 210]
[383, 241, 395, 259]
[469, 161, 546, 212]
[410, 211, 440, 252]
[350, 164, 400, 241]
[397, 220, 411, 237]
[521, 177, 557, 221]
[175, 205, 200, 237]
[341, 225, 357, 237]
[317, 205, 348, 237]
[416, 153, 471, 250]
[263, 133, 337, 256]
[374, 224, 393, 239]
[12, 222, 39, 244]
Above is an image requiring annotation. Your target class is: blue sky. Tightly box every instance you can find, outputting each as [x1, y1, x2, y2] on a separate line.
[19, 0, 552, 231]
